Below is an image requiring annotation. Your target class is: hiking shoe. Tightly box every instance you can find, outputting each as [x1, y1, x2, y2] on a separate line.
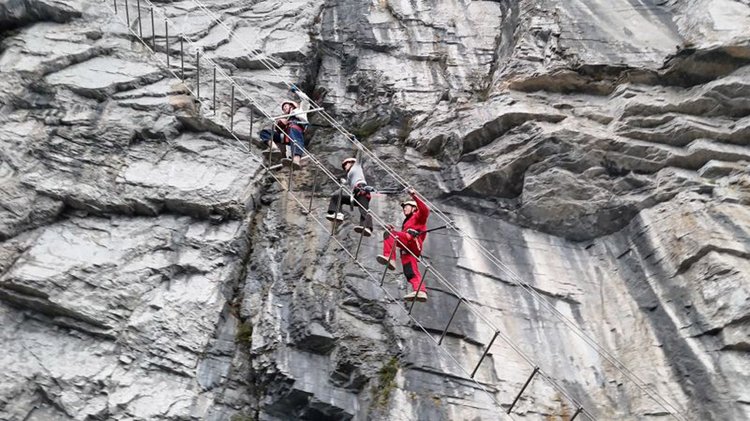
[292, 155, 302, 170]
[280, 157, 292, 167]
[354, 226, 372, 237]
[325, 212, 345, 222]
[376, 255, 397, 271]
[264, 147, 283, 160]
[403, 291, 428, 302]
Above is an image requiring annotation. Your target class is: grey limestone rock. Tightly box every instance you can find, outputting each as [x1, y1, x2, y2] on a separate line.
[0, 0, 749, 420]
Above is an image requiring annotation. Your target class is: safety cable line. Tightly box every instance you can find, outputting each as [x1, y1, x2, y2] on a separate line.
[187, 1, 287, 74]
[108, 1, 689, 419]
[343, 150, 686, 420]
[107, 5, 562, 419]
[104, 7, 518, 419]
[181, 3, 687, 419]
[179, 3, 689, 417]
[165, 15, 585, 421]
[173, 3, 600, 418]
[170, 4, 656, 417]
[113, 1, 604, 419]
[324, 106, 687, 419]
[156, 21, 571, 418]
[428, 215, 689, 419]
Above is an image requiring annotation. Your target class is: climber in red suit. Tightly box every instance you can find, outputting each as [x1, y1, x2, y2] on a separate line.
[377, 187, 430, 302]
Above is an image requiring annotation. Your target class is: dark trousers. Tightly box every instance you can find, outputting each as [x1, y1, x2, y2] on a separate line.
[327, 191, 372, 229]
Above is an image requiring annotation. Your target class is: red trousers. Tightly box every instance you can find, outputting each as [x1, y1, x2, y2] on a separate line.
[383, 231, 425, 292]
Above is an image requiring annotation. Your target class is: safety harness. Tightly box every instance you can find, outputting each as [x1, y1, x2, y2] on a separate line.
[353, 182, 375, 199]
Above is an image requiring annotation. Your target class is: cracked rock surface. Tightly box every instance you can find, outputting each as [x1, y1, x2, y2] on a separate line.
[1, 0, 749, 420]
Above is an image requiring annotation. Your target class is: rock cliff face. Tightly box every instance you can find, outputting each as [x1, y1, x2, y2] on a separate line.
[1, 0, 749, 420]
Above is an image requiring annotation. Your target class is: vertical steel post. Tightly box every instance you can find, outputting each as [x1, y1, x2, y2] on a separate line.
[287, 160, 294, 192]
[230, 85, 235, 132]
[471, 331, 499, 378]
[136, 0, 142, 38]
[307, 168, 318, 213]
[249, 110, 254, 143]
[114, 0, 117, 14]
[408, 265, 430, 314]
[330, 187, 344, 234]
[354, 230, 365, 260]
[196, 51, 200, 100]
[438, 298, 463, 345]
[269, 122, 282, 163]
[125, 0, 130, 28]
[180, 36, 184, 80]
[212, 66, 216, 113]
[164, 19, 169, 68]
[150, 7, 155, 49]
[379, 244, 395, 287]
[569, 407, 583, 421]
[507, 367, 539, 414]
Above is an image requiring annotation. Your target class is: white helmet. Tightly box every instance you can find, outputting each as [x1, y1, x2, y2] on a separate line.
[341, 157, 356, 170]
[281, 101, 298, 112]
[401, 200, 417, 208]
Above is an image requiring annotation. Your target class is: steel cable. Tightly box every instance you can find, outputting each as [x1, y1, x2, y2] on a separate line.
[180, 3, 683, 416]
[103, 5, 519, 418]
[106, 0, 687, 418]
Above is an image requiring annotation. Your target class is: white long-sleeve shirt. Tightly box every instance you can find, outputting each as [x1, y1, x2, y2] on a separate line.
[346, 162, 367, 189]
[291, 92, 311, 124]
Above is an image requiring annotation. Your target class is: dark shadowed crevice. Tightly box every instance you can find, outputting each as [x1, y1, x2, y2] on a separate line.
[0, 0, 81, 35]
[617, 218, 734, 421]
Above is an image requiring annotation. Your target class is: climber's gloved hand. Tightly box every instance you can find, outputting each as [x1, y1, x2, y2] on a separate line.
[406, 228, 420, 237]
